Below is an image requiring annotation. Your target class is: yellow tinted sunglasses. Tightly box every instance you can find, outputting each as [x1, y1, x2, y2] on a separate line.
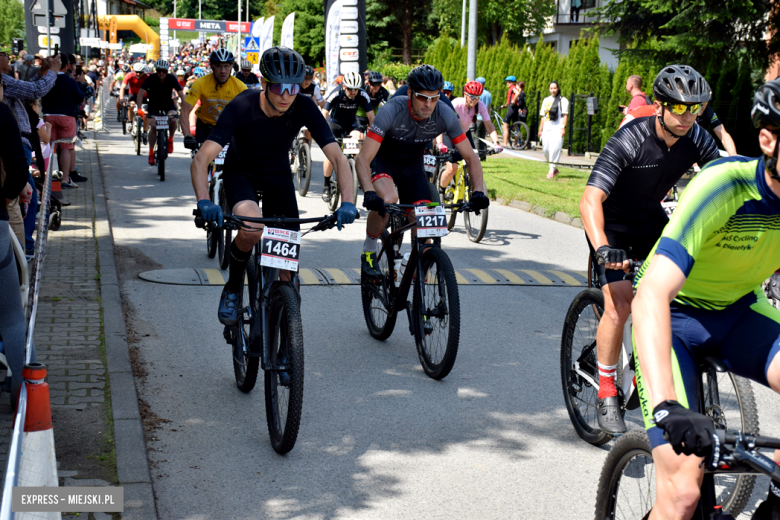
[662, 101, 704, 116]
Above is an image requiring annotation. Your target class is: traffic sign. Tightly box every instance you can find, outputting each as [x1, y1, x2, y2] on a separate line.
[31, 0, 67, 27]
[246, 52, 259, 64]
[244, 37, 259, 51]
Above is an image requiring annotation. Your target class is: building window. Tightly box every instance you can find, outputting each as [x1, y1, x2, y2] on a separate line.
[584, 0, 597, 7]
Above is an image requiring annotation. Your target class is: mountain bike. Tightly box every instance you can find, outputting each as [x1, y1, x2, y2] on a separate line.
[119, 99, 128, 135]
[561, 258, 757, 455]
[132, 104, 144, 156]
[194, 208, 353, 454]
[435, 148, 498, 243]
[289, 128, 312, 196]
[149, 113, 176, 182]
[191, 142, 231, 268]
[593, 357, 768, 518]
[361, 201, 475, 380]
[491, 109, 530, 150]
[323, 138, 361, 211]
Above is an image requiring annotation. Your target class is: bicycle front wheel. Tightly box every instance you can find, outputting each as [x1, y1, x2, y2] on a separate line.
[327, 176, 340, 212]
[361, 231, 398, 340]
[157, 131, 166, 181]
[594, 430, 655, 520]
[135, 119, 141, 155]
[511, 122, 530, 150]
[704, 372, 759, 515]
[349, 157, 359, 204]
[206, 185, 218, 258]
[219, 184, 231, 270]
[464, 176, 488, 243]
[560, 288, 614, 446]
[121, 109, 127, 135]
[296, 141, 311, 196]
[264, 284, 304, 454]
[413, 246, 460, 380]
[234, 256, 259, 392]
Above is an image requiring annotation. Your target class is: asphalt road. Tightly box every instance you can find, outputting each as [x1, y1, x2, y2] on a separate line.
[95, 116, 780, 519]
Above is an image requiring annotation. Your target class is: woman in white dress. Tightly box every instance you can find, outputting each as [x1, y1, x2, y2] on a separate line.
[538, 81, 569, 179]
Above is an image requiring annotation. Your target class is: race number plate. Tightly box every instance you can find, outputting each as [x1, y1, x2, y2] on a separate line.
[154, 116, 168, 130]
[214, 144, 229, 165]
[415, 205, 448, 237]
[423, 154, 436, 175]
[661, 200, 678, 216]
[342, 138, 360, 155]
[260, 227, 301, 271]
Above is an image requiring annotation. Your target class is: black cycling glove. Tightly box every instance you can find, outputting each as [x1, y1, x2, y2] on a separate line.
[470, 191, 490, 215]
[362, 191, 386, 218]
[184, 135, 198, 150]
[595, 245, 628, 267]
[653, 400, 715, 458]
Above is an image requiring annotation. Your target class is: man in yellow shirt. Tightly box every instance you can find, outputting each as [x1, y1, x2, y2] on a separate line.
[182, 49, 247, 150]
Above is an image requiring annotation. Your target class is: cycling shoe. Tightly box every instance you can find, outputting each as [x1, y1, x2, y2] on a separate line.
[218, 288, 240, 326]
[597, 396, 627, 434]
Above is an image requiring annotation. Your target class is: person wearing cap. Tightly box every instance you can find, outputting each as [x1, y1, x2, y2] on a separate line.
[500, 75, 526, 148]
[16, 53, 39, 82]
[475, 77, 492, 158]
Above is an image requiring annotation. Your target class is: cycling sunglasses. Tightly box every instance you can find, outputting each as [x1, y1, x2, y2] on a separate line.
[156, 69, 168, 74]
[662, 101, 704, 116]
[465, 93, 480, 100]
[370, 82, 382, 87]
[267, 82, 300, 96]
[411, 90, 439, 103]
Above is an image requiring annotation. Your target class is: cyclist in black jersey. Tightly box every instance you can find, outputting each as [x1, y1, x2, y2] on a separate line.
[356, 71, 389, 134]
[321, 71, 375, 199]
[356, 64, 489, 277]
[137, 59, 185, 165]
[191, 47, 358, 325]
[579, 65, 721, 435]
[236, 59, 260, 87]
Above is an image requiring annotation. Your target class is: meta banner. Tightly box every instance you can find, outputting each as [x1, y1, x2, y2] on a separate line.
[324, 0, 366, 96]
[165, 18, 250, 34]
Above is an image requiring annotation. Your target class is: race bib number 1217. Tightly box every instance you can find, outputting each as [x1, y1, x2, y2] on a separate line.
[415, 205, 448, 238]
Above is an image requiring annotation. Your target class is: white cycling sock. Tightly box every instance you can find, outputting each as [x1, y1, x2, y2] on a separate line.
[363, 234, 378, 253]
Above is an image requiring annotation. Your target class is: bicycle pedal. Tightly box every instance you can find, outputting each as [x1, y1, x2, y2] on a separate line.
[223, 325, 235, 344]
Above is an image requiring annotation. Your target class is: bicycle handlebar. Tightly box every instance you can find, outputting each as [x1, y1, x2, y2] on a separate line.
[385, 201, 474, 215]
[193, 209, 358, 232]
[710, 430, 780, 480]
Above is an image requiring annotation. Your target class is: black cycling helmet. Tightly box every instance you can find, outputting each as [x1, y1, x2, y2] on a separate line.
[652, 65, 711, 104]
[210, 48, 235, 64]
[368, 71, 383, 84]
[406, 64, 444, 93]
[260, 46, 306, 84]
[304, 65, 314, 78]
[752, 78, 780, 130]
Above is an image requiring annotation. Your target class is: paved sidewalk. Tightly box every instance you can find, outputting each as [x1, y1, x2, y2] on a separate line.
[0, 134, 156, 519]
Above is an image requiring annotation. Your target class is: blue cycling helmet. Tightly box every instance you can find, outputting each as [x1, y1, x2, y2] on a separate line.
[442, 81, 454, 92]
[504, 75, 517, 82]
[476, 77, 486, 84]
[193, 66, 203, 75]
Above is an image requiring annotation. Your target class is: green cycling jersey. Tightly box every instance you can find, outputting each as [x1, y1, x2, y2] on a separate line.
[635, 156, 780, 310]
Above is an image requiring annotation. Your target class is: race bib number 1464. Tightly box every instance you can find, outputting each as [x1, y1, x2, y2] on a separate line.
[260, 227, 301, 271]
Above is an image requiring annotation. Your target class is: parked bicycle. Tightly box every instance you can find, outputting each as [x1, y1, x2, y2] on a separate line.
[491, 110, 530, 150]
[194, 208, 354, 454]
[435, 148, 498, 243]
[289, 128, 312, 196]
[323, 138, 361, 211]
[361, 201, 478, 380]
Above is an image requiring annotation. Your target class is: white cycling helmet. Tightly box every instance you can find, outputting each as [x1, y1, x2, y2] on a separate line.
[155, 59, 169, 70]
[143, 65, 154, 74]
[132, 62, 145, 73]
[343, 71, 362, 89]
[240, 59, 251, 70]
[176, 69, 185, 76]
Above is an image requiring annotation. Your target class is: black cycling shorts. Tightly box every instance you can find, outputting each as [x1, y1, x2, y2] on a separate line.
[370, 155, 432, 205]
[147, 100, 177, 117]
[196, 119, 215, 145]
[329, 120, 357, 139]
[222, 171, 300, 231]
[586, 208, 669, 286]
[504, 104, 527, 125]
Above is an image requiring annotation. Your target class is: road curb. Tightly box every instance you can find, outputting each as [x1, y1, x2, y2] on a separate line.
[498, 198, 583, 229]
[90, 131, 158, 520]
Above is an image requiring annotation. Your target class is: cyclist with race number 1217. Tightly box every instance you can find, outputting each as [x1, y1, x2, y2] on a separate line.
[579, 65, 721, 436]
[191, 47, 358, 325]
[356, 64, 490, 278]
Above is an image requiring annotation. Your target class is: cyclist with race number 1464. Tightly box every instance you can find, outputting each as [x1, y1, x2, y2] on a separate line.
[190, 47, 357, 325]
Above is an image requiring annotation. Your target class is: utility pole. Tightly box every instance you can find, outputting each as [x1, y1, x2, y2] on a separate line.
[466, 0, 477, 79]
[173, 0, 177, 54]
[237, 0, 242, 59]
[460, 0, 467, 48]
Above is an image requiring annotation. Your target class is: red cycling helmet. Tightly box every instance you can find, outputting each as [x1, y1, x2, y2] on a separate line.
[464, 80, 484, 96]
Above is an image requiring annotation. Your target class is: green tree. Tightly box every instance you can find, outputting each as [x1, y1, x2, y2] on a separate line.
[0, 0, 25, 47]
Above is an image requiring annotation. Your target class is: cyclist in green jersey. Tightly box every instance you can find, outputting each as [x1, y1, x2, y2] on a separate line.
[631, 77, 780, 520]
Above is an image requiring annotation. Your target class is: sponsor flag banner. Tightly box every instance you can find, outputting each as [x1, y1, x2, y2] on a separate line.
[260, 16, 275, 54]
[324, 0, 366, 96]
[251, 17, 264, 37]
[281, 12, 295, 49]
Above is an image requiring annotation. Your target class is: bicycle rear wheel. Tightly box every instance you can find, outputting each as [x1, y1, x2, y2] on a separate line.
[413, 246, 460, 380]
[234, 256, 259, 392]
[464, 176, 488, 243]
[361, 231, 398, 340]
[264, 284, 304, 454]
[135, 118, 141, 155]
[296, 141, 311, 196]
[206, 185, 218, 258]
[511, 122, 530, 150]
[560, 288, 614, 446]
[157, 131, 166, 181]
[219, 185, 231, 270]
[594, 430, 655, 520]
[704, 372, 758, 516]
[121, 108, 127, 135]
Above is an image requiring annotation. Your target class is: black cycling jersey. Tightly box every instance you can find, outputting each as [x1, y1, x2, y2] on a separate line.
[299, 82, 324, 104]
[587, 115, 720, 223]
[140, 73, 182, 114]
[209, 90, 337, 176]
[362, 85, 389, 112]
[324, 85, 373, 127]
[367, 95, 465, 163]
[236, 72, 260, 86]
[697, 104, 723, 131]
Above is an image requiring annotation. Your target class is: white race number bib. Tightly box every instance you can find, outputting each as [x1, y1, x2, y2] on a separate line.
[214, 144, 229, 165]
[260, 227, 301, 271]
[154, 116, 168, 130]
[423, 154, 436, 175]
[415, 205, 448, 238]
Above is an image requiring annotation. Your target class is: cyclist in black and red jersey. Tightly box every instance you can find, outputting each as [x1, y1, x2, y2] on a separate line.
[137, 59, 185, 165]
[120, 62, 149, 140]
[356, 64, 489, 277]
[579, 65, 720, 435]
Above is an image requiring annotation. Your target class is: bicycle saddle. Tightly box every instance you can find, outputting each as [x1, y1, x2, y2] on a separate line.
[702, 356, 728, 373]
